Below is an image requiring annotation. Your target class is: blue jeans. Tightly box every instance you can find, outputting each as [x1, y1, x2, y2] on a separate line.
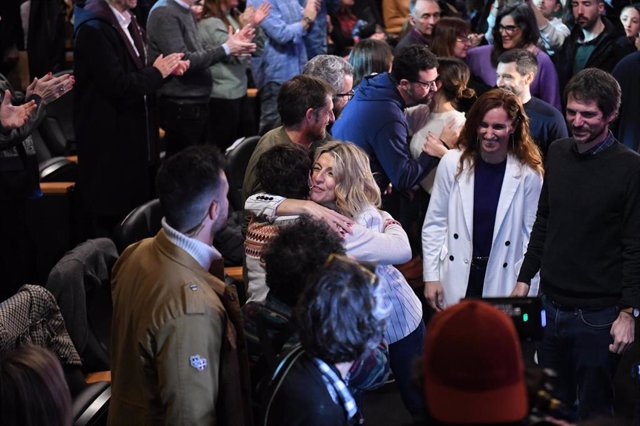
[258, 82, 282, 136]
[389, 321, 426, 418]
[539, 297, 620, 420]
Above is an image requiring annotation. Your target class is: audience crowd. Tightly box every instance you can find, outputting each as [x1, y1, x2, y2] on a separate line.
[1, 0, 640, 424]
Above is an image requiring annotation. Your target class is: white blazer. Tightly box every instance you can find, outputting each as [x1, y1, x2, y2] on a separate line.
[422, 149, 543, 307]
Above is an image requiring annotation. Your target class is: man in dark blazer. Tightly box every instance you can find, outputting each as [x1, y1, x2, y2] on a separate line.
[73, 0, 188, 236]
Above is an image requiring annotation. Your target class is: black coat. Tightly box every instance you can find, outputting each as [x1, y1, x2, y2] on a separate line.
[73, 0, 163, 217]
[554, 17, 634, 93]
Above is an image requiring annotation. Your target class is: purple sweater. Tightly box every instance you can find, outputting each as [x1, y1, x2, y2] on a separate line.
[466, 45, 561, 111]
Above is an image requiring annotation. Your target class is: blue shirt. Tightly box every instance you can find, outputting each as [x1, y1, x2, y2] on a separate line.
[580, 130, 616, 156]
[300, 0, 340, 58]
[249, 0, 307, 88]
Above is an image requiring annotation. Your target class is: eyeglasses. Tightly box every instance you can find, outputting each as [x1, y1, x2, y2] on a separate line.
[498, 24, 521, 35]
[412, 79, 438, 89]
[336, 90, 355, 100]
[456, 34, 472, 43]
[324, 253, 378, 285]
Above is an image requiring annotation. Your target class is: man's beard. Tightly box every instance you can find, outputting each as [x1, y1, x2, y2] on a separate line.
[408, 86, 434, 106]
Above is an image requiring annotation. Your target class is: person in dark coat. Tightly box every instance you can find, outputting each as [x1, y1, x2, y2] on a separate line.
[612, 51, 640, 151]
[553, 0, 634, 93]
[1, 72, 73, 301]
[262, 254, 389, 426]
[73, 0, 188, 236]
[27, 0, 68, 78]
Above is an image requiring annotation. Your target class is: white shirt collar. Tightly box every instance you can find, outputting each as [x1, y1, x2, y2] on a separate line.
[173, 0, 191, 10]
[161, 217, 221, 270]
[105, 0, 141, 56]
[106, 0, 132, 29]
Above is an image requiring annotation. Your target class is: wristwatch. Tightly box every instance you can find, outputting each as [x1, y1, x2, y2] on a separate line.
[620, 307, 640, 319]
[302, 16, 314, 30]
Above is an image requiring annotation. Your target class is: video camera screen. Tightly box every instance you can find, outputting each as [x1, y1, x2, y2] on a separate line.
[466, 297, 545, 340]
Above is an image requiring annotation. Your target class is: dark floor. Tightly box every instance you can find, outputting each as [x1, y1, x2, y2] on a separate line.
[362, 380, 414, 426]
[359, 339, 640, 426]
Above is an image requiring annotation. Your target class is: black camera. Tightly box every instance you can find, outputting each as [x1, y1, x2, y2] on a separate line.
[472, 297, 545, 341]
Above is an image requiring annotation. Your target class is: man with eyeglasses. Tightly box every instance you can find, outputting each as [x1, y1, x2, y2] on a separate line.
[333, 45, 448, 253]
[303, 54, 354, 119]
[395, 0, 441, 53]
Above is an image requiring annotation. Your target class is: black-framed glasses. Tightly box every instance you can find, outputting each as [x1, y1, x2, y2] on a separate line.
[336, 90, 355, 100]
[456, 34, 472, 43]
[498, 24, 521, 34]
[412, 79, 437, 89]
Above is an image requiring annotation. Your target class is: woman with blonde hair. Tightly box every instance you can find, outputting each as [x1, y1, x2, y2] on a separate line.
[246, 140, 426, 417]
[422, 88, 543, 310]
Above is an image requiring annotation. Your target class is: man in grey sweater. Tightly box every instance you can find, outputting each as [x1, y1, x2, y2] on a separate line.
[147, 0, 256, 156]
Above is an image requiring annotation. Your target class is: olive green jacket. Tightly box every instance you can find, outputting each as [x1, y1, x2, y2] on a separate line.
[109, 230, 252, 426]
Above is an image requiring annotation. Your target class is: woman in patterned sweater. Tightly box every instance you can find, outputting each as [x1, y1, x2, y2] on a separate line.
[245, 140, 425, 417]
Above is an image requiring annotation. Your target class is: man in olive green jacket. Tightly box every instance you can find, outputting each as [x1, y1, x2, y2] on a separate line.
[109, 146, 252, 426]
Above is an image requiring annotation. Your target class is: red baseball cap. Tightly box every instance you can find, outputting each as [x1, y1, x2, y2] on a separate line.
[423, 300, 528, 424]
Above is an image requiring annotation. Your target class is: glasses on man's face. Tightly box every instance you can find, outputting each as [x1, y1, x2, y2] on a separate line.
[412, 79, 437, 90]
[336, 90, 355, 100]
[498, 24, 521, 35]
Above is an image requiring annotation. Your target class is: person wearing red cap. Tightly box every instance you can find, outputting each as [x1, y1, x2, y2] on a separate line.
[423, 300, 529, 425]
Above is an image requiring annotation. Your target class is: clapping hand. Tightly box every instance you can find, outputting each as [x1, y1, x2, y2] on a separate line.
[468, 33, 484, 47]
[241, 2, 271, 28]
[0, 90, 37, 129]
[153, 53, 190, 78]
[304, 0, 321, 22]
[25, 72, 75, 105]
[226, 25, 257, 56]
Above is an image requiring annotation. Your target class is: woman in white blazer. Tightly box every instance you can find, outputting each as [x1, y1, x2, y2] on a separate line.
[422, 89, 544, 310]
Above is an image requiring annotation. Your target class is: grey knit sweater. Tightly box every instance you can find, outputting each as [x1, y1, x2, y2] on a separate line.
[146, 0, 226, 102]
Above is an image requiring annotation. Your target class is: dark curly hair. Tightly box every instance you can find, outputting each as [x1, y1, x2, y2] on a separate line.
[256, 144, 311, 199]
[392, 44, 439, 83]
[491, 3, 540, 67]
[263, 215, 345, 307]
[296, 255, 386, 364]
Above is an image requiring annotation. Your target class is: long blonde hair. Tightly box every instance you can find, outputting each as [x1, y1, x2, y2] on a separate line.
[314, 141, 381, 218]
